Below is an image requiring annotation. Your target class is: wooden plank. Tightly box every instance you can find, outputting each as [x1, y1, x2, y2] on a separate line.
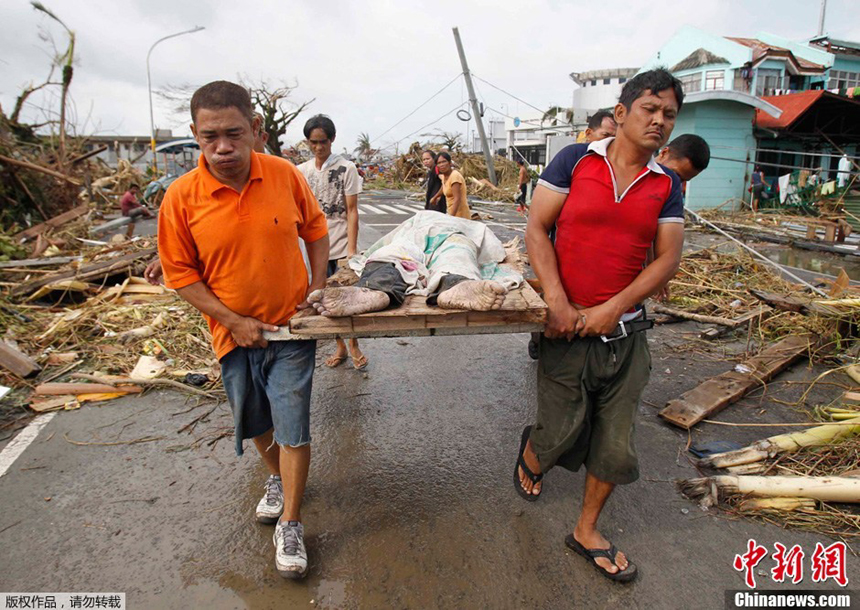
[659, 335, 812, 429]
[34, 382, 143, 396]
[266, 321, 544, 341]
[0, 342, 42, 378]
[426, 312, 470, 328]
[12, 247, 156, 297]
[0, 256, 82, 269]
[352, 315, 428, 332]
[15, 205, 89, 241]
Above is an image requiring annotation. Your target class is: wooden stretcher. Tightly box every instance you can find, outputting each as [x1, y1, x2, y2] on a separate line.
[264, 264, 547, 341]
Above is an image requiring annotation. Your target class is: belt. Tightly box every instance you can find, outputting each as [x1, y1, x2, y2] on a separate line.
[600, 318, 653, 343]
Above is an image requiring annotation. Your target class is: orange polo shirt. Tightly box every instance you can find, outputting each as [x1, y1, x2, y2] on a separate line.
[158, 152, 328, 360]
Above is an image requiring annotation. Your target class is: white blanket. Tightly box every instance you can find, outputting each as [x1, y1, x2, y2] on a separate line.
[349, 211, 522, 296]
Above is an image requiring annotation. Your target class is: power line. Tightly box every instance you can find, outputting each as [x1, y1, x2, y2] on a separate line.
[471, 73, 547, 116]
[370, 73, 462, 145]
[382, 101, 469, 150]
[401, 102, 469, 142]
[708, 144, 851, 159]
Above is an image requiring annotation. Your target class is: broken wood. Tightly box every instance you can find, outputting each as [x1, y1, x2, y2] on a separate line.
[34, 382, 142, 396]
[0, 256, 82, 269]
[699, 306, 771, 340]
[659, 334, 813, 429]
[14, 204, 89, 242]
[650, 303, 738, 327]
[748, 289, 837, 317]
[12, 247, 156, 297]
[0, 154, 82, 186]
[69, 144, 108, 165]
[842, 391, 860, 404]
[0, 342, 42, 378]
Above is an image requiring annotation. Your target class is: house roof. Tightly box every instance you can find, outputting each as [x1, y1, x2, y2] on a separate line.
[726, 37, 826, 73]
[671, 48, 730, 72]
[754, 90, 860, 135]
[755, 90, 824, 129]
[809, 36, 860, 57]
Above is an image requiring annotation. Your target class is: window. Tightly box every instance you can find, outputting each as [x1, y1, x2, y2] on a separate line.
[619, 77, 627, 84]
[678, 73, 702, 94]
[828, 70, 860, 89]
[704, 70, 725, 91]
[603, 78, 611, 85]
[590, 79, 596, 86]
[756, 68, 783, 96]
[733, 69, 751, 93]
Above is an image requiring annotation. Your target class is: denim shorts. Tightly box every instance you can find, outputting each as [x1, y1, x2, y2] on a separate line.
[220, 340, 316, 456]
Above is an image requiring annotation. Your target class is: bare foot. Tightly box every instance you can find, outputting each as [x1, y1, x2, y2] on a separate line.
[572, 527, 629, 575]
[308, 287, 390, 317]
[518, 439, 542, 497]
[437, 280, 506, 311]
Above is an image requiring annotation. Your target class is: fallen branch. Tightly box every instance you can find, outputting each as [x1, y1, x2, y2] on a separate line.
[70, 373, 216, 398]
[63, 433, 164, 447]
[650, 303, 738, 327]
[0, 154, 82, 186]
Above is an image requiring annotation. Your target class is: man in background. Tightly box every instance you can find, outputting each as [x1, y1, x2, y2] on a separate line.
[584, 109, 617, 142]
[516, 158, 529, 212]
[298, 114, 367, 370]
[656, 134, 710, 182]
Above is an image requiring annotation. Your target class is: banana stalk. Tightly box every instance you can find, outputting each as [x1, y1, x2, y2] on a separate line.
[678, 475, 860, 509]
[738, 497, 817, 511]
[697, 416, 860, 469]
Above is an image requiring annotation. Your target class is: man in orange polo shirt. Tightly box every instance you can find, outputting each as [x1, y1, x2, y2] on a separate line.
[158, 80, 329, 580]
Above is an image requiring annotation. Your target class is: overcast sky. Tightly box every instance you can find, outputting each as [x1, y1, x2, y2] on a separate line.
[2, 0, 858, 156]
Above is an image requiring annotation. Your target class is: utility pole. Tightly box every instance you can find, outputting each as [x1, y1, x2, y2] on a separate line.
[817, 0, 827, 37]
[452, 27, 497, 185]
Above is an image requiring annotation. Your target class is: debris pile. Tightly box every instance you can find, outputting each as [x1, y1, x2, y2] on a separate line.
[657, 247, 860, 343]
[0, 217, 219, 429]
[378, 141, 522, 202]
[659, 241, 860, 543]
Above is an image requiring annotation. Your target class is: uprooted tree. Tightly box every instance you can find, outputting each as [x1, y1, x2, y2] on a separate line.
[247, 79, 313, 157]
[1, 1, 83, 228]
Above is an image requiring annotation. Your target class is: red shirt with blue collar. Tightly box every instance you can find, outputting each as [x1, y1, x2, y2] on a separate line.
[537, 137, 684, 311]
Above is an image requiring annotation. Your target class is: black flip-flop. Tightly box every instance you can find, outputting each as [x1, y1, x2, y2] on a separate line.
[513, 425, 543, 502]
[565, 534, 638, 583]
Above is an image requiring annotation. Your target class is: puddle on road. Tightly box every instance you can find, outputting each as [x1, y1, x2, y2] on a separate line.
[755, 245, 860, 281]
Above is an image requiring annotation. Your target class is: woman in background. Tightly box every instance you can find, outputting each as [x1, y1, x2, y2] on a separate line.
[436, 152, 471, 219]
[422, 150, 446, 213]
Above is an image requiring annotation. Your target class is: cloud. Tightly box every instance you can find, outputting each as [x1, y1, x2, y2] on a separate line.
[2, 0, 858, 153]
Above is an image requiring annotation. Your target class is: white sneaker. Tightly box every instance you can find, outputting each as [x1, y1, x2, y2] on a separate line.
[273, 520, 308, 579]
[255, 475, 283, 524]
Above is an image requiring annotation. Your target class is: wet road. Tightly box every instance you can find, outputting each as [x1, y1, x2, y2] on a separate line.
[1, 192, 856, 609]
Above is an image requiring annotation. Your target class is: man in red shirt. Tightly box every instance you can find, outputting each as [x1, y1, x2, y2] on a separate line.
[514, 69, 686, 583]
[120, 184, 153, 219]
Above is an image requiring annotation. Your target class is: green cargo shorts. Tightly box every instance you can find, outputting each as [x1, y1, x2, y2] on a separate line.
[530, 331, 651, 485]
